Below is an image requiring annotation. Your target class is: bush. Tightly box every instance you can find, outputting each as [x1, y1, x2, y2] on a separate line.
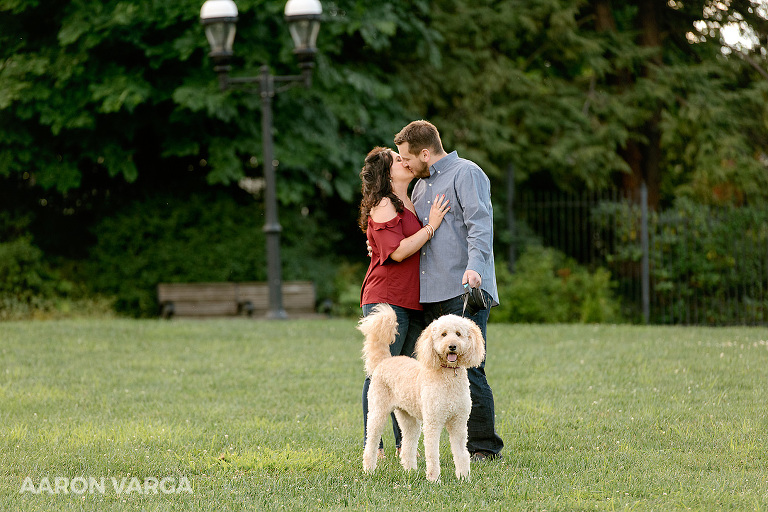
[332, 261, 366, 318]
[83, 190, 344, 317]
[493, 245, 622, 324]
[0, 237, 113, 320]
[592, 197, 768, 324]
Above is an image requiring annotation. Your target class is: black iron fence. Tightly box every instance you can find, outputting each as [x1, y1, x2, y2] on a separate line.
[511, 185, 768, 326]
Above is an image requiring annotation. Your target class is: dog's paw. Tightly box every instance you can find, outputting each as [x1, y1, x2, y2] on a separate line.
[456, 468, 470, 481]
[426, 470, 440, 483]
[362, 456, 377, 474]
[399, 450, 417, 471]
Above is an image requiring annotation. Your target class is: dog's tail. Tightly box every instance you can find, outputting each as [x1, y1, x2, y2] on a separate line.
[357, 303, 398, 376]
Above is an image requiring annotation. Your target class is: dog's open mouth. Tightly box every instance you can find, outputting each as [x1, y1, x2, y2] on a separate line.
[446, 353, 458, 364]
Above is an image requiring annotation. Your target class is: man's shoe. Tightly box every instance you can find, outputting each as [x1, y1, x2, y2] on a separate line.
[470, 451, 501, 462]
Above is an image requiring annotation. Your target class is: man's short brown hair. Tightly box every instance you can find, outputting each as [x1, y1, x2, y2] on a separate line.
[394, 120, 444, 155]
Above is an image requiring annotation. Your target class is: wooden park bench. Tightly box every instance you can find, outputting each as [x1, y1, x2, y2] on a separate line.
[157, 281, 317, 319]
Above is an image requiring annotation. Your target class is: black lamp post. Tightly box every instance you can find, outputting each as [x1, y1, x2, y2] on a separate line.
[200, 0, 322, 319]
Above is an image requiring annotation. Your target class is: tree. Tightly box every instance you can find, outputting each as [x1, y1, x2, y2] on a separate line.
[401, 0, 639, 191]
[3, 0, 768, 317]
[0, 0, 442, 265]
[401, 0, 768, 207]
[593, 0, 768, 206]
[0, 0, 439, 202]
[0, 0, 443, 313]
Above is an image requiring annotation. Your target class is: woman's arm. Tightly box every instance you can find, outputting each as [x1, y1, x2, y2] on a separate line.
[389, 195, 449, 262]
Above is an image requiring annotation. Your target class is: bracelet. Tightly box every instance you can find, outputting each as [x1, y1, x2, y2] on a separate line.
[424, 224, 435, 239]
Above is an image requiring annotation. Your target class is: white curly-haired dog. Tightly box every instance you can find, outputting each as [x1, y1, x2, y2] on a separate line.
[358, 303, 486, 482]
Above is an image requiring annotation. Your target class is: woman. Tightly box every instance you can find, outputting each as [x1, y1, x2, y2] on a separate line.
[358, 146, 449, 457]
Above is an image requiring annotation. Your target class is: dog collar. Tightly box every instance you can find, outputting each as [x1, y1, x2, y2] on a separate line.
[441, 364, 459, 376]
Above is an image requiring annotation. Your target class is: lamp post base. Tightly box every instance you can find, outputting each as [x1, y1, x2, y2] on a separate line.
[267, 309, 288, 320]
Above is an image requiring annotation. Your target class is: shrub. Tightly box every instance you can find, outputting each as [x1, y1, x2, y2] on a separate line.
[83, 190, 343, 317]
[592, 197, 768, 324]
[0, 237, 52, 297]
[493, 245, 622, 324]
[332, 261, 366, 318]
[0, 237, 113, 320]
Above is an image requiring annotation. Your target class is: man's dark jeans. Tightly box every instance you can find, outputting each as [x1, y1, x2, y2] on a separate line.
[422, 292, 504, 456]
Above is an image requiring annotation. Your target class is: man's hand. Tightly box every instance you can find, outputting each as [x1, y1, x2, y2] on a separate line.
[366, 240, 372, 257]
[462, 269, 481, 289]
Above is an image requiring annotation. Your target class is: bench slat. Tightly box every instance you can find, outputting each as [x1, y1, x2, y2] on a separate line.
[172, 301, 239, 316]
[238, 281, 315, 311]
[158, 283, 237, 302]
[158, 281, 316, 318]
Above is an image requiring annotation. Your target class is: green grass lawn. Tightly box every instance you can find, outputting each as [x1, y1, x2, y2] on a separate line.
[1, 318, 767, 511]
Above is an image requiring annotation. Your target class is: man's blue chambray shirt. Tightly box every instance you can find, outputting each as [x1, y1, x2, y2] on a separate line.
[411, 151, 499, 306]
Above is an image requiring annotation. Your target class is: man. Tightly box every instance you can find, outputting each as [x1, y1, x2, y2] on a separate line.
[394, 120, 504, 460]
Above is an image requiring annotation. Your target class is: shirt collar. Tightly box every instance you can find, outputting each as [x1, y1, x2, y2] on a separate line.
[429, 151, 458, 177]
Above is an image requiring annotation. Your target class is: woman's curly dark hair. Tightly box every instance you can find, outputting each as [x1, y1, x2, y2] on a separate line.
[358, 147, 404, 232]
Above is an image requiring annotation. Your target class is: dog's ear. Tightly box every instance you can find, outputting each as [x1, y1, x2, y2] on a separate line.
[415, 323, 442, 369]
[463, 320, 486, 368]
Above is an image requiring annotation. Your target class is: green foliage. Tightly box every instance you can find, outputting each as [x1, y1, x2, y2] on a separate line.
[331, 261, 366, 318]
[493, 245, 621, 324]
[2, 0, 768, 323]
[0, 0, 441, 203]
[0, 236, 114, 320]
[83, 189, 343, 317]
[656, 63, 768, 203]
[403, 0, 644, 187]
[0, 1, 441, 322]
[592, 198, 768, 324]
[0, 237, 59, 299]
[403, 0, 768, 203]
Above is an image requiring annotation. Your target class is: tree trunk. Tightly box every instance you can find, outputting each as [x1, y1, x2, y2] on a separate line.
[638, 0, 662, 209]
[593, 0, 662, 209]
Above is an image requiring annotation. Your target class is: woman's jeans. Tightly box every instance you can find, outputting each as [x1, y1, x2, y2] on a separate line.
[422, 291, 504, 456]
[361, 303, 424, 449]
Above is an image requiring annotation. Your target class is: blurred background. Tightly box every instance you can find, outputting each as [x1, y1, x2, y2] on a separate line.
[1, 0, 767, 324]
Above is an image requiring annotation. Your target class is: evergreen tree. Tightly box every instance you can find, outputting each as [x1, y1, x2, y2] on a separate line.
[403, 0, 768, 207]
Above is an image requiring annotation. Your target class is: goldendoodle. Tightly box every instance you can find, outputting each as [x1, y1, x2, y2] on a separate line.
[358, 303, 486, 482]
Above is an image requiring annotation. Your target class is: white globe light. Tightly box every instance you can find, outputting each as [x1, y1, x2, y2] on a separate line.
[284, 0, 321, 57]
[284, 0, 322, 17]
[200, 0, 238, 20]
[200, 0, 238, 59]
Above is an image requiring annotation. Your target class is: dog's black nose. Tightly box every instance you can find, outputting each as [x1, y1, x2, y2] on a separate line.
[448, 345, 457, 352]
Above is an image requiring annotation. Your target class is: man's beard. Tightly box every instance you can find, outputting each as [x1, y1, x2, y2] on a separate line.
[413, 161, 430, 179]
